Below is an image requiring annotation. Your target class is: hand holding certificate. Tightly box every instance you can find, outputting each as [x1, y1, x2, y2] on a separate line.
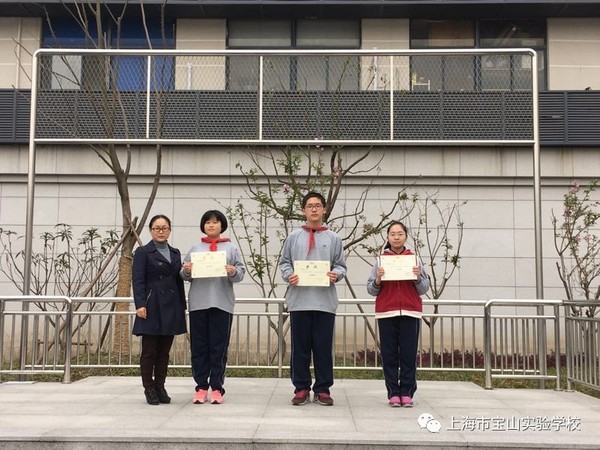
[191, 251, 227, 278]
[379, 254, 417, 281]
[294, 260, 330, 287]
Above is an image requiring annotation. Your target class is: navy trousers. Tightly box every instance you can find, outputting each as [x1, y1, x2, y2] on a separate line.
[377, 315, 420, 399]
[140, 334, 174, 390]
[290, 310, 335, 394]
[189, 307, 233, 394]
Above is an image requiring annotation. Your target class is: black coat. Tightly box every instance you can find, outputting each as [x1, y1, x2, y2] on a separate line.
[131, 241, 187, 336]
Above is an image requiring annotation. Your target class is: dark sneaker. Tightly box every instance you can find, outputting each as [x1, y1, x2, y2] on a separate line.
[313, 392, 334, 406]
[144, 388, 160, 405]
[401, 396, 414, 407]
[157, 388, 171, 404]
[291, 389, 310, 406]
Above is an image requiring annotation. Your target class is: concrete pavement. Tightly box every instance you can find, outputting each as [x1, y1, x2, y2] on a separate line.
[1, 376, 599, 449]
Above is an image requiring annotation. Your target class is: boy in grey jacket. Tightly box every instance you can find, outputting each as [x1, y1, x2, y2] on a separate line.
[279, 192, 346, 406]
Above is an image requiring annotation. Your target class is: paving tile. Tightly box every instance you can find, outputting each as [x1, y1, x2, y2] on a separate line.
[0, 376, 598, 449]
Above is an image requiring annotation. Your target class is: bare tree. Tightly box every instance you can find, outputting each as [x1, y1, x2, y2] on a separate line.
[0, 224, 120, 359]
[20, 1, 174, 351]
[226, 142, 415, 362]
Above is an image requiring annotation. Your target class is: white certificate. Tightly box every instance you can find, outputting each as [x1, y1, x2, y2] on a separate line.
[294, 260, 330, 287]
[191, 251, 227, 278]
[379, 254, 417, 281]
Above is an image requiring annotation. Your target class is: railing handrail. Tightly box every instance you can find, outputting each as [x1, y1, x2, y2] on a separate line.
[485, 298, 563, 308]
[66, 296, 490, 306]
[562, 300, 599, 307]
[33, 48, 537, 57]
[0, 295, 72, 304]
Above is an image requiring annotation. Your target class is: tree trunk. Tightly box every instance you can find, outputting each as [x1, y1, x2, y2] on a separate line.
[112, 234, 135, 355]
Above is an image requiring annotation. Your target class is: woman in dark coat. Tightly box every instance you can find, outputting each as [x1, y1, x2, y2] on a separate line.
[132, 214, 187, 405]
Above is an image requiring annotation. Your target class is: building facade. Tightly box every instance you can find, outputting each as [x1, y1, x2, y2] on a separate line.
[1, 1, 599, 302]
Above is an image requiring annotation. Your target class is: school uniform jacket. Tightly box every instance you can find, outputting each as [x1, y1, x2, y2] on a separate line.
[279, 227, 347, 314]
[181, 240, 245, 314]
[366, 248, 430, 319]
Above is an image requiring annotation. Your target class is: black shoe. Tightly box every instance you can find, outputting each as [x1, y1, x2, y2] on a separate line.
[144, 388, 160, 405]
[157, 387, 171, 404]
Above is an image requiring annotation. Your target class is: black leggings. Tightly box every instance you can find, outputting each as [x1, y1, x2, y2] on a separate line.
[140, 334, 174, 390]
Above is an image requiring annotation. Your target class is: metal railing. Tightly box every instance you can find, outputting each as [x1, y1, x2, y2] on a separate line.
[484, 299, 562, 389]
[0, 296, 72, 382]
[564, 301, 600, 392]
[3, 295, 587, 392]
[31, 48, 536, 146]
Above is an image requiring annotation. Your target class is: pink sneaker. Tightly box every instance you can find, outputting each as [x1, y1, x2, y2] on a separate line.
[193, 389, 208, 404]
[388, 396, 401, 407]
[400, 396, 414, 407]
[211, 389, 224, 404]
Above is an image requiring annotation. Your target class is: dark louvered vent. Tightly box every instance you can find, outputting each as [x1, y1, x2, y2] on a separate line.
[0, 90, 31, 142]
[539, 92, 566, 144]
[567, 92, 600, 144]
[1, 89, 599, 146]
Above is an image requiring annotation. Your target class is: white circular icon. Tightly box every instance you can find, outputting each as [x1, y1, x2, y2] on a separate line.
[418, 413, 435, 429]
[426, 419, 442, 433]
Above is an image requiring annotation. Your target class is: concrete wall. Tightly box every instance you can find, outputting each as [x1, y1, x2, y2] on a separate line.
[547, 18, 600, 90]
[2, 144, 599, 306]
[2, 16, 600, 303]
[0, 17, 41, 89]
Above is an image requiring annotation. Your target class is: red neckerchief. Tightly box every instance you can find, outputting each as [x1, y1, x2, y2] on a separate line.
[302, 224, 328, 256]
[201, 237, 230, 252]
[384, 247, 407, 256]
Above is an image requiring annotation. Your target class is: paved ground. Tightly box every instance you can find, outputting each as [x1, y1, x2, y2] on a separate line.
[1, 377, 599, 449]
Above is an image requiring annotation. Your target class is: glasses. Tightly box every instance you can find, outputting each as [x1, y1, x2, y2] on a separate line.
[388, 232, 406, 238]
[151, 227, 171, 233]
[305, 204, 324, 211]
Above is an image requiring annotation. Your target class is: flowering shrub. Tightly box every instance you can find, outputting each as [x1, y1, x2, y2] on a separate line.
[552, 179, 600, 317]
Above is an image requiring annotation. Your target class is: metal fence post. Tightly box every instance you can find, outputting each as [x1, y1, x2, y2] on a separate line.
[484, 302, 493, 389]
[62, 297, 73, 383]
[564, 304, 573, 391]
[0, 299, 5, 383]
[553, 303, 561, 390]
[18, 302, 29, 380]
[537, 304, 547, 389]
[277, 301, 284, 378]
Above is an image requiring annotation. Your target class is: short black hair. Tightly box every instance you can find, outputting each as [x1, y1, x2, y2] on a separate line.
[200, 210, 228, 233]
[149, 214, 171, 229]
[301, 191, 326, 209]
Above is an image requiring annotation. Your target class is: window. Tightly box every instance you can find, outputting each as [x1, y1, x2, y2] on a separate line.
[42, 16, 175, 91]
[227, 20, 291, 91]
[227, 20, 360, 91]
[411, 20, 475, 49]
[410, 20, 475, 91]
[409, 19, 546, 91]
[480, 20, 546, 91]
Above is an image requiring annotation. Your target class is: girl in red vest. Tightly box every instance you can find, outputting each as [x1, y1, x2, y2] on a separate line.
[367, 221, 430, 407]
